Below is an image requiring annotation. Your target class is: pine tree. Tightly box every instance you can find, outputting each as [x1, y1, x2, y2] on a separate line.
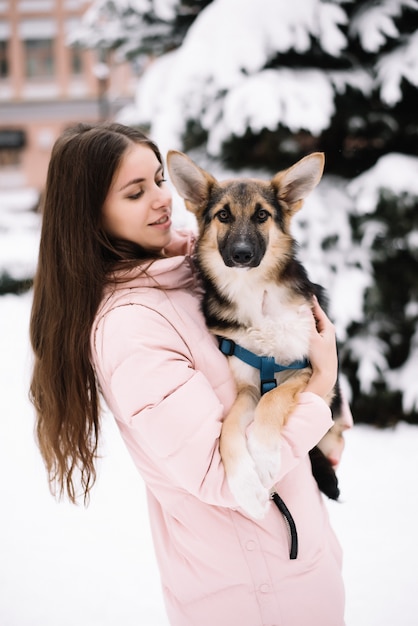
[73, 0, 418, 424]
[342, 157, 418, 425]
[71, 0, 212, 60]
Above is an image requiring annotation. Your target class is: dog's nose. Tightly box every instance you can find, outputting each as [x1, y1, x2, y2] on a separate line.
[231, 242, 254, 266]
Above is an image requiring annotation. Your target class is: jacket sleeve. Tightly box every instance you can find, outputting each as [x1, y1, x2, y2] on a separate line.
[95, 301, 236, 508]
[94, 302, 334, 509]
[272, 392, 334, 485]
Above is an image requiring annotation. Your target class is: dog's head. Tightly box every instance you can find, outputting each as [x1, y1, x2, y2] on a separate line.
[167, 151, 324, 273]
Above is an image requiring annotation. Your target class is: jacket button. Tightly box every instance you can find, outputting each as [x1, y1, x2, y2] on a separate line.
[259, 583, 270, 593]
[246, 540, 256, 551]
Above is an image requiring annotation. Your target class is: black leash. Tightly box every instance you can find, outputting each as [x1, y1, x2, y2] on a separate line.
[270, 492, 298, 560]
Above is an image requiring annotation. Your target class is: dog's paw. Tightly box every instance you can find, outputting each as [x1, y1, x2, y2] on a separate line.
[227, 455, 270, 520]
[247, 430, 282, 489]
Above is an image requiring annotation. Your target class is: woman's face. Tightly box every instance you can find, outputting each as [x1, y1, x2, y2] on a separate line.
[102, 143, 172, 253]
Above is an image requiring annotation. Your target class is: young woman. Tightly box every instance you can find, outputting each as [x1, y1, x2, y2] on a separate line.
[30, 122, 351, 626]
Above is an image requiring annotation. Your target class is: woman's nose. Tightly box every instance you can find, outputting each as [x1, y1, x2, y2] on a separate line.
[152, 184, 171, 209]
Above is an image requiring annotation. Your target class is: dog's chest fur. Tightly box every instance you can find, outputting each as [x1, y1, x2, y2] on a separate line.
[205, 268, 312, 366]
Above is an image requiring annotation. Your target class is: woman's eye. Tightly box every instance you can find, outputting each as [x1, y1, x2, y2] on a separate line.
[156, 178, 167, 187]
[128, 190, 143, 200]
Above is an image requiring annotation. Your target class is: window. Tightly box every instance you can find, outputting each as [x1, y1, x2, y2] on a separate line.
[0, 129, 26, 167]
[70, 44, 83, 75]
[0, 40, 7, 78]
[25, 38, 54, 77]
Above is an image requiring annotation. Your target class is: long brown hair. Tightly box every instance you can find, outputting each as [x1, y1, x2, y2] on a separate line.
[29, 122, 163, 504]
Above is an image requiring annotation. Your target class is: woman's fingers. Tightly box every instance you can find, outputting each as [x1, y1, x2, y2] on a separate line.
[305, 296, 338, 398]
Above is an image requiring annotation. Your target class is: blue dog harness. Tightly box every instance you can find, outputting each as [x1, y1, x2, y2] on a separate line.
[217, 336, 309, 396]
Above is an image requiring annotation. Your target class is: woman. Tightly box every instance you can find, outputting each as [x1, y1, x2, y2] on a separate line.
[30, 122, 350, 626]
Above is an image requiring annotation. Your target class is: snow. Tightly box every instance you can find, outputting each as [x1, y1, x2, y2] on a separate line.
[349, 0, 418, 53]
[124, 0, 349, 155]
[347, 335, 388, 395]
[376, 29, 418, 105]
[348, 153, 418, 214]
[350, 1, 399, 53]
[1, 182, 418, 626]
[205, 68, 336, 154]
[0, 189, 40, 280]
[1, 290, 418, 626]
[387, 328, 418, 413]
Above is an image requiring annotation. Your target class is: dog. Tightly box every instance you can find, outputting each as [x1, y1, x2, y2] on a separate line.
[167, 150, 344, 519]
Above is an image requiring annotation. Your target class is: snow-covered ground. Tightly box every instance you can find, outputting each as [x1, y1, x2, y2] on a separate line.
[1, 290, 418, 626]
[0, 188, 40, 283]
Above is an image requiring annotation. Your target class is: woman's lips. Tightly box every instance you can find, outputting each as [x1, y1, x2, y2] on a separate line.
[150, 214, 171, 228]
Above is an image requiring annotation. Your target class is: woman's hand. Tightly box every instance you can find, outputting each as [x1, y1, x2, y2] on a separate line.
[304, 296, 338, 400]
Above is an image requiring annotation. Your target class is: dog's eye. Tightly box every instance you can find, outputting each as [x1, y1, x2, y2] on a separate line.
[216, 208, 232, 223]
[255, 208, 269, 223]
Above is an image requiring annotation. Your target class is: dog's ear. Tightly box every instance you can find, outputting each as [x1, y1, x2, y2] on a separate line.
[272, 152, 325, 213]
[167, 150, 216, 214]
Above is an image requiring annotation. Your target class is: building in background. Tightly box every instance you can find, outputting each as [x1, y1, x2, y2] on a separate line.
[0, 0, 136, 190]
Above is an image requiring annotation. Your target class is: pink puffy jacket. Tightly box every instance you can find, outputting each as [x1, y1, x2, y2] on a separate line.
[91, 231, 345, 626]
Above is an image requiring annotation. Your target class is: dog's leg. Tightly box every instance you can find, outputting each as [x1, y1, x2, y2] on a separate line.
[247, 371, 311, 487]
[220, 385, 270, 519]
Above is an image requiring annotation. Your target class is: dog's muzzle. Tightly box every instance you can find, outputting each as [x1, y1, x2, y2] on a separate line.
[230, 241, 255, 266]
[223, 240, 264, 268]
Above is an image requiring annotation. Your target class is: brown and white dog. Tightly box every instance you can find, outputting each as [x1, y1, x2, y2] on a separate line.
[167, 150, 345, 519]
